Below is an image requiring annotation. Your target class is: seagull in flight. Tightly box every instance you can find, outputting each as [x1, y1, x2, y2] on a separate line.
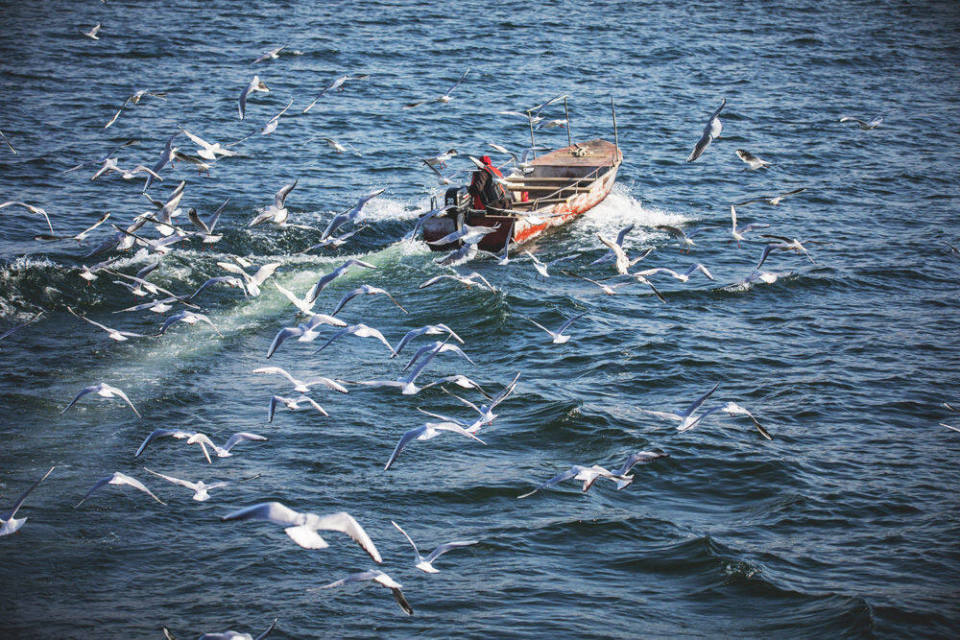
[634, 263, 715, 283]
[404, 69, 469, 109]
[729, 205, 769, 247]
[418, 270, 495, 292]
[735, 149, 771, 170]
[268, 395, 328, 423]
[307, 258, 376, 302]
[312, 569, 413, 615]
[35, 212, 111, 243]
[392, 324, 464, 357]
[181, 129, 238, 161]
[320, 188, 385, 241]
[194, 618, 278, 640]
[721, 402, 772, 440]
[249, 179, 298, 227]
[0, 129, 17, 154]
[158, 310, 221, 337]
[82, 23, 102, 40]
[840, 115, 883, 130]
[655, 224, 701, 252]
[144, 468, 228, 502]
[104, 90, 167, 129]
[252, 44, 287, 64]
[595, 232, 650, 275]
[687, 98, 725, 162]
[302, 73, 369, 113]
[329, 284, 407, 316]
[757, 235, 817, 266]
[62, 382, 141, 418]
[187, 199, 229, 244]
[640, 382, 721, 432]
[384, 420, 485, 470]
[238, 75, 270, 120]
[186, 432, 268, 463]
[261, 98, 294, 135]
[518, 464, 628, 499]
[221, 502, 382, 560]
[522, 250, 579, 277]
[75, 472, 165, 508]
[735, 188, 807, 207]
[0, 201, 54, 234]
[391, 520, 478, 573]
[265, 314, 346, 358]
[67, 306, 149, 342]
[134, 428, 199, 458]
[526, 312, 586, 344]
[253, 366, 348, 395]
[0, 466, 54, 536]
[609, 450, 670, 489]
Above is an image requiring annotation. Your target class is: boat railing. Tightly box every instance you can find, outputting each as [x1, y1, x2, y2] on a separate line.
[501, 164, 605, 211]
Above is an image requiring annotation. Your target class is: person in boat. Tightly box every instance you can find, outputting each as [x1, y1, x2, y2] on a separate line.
[468, 155, 513, 211]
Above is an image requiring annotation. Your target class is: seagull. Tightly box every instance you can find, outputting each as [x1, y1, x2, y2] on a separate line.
[186, 432, 268, 463]
[261, 98, 294, 135]
[422, 160, 453, 185]
[392, 324, 464, 357]
[62, 382, 140, 418]
[522, 250, 579, 277]
[391, 520, 478, 573]
[238, 75, 269, 120]
[499, 110, 544, 125]
[319, 137, 361, 155]
[526, 312, 586, 344]
[221, 502, 382, 560]
[315, 322, 396, 356]
[384, 420, 485, 470]
[253, 366, 348, 394]
[591, 225, 643, 265]
[307, 258, 376, 302]
[517, 464, 627, 499]
[35, 212, 111, 242]
[941, 423, 960, 433]
[840, 115, 882, 130]
[0, 129, 17, 154]
[404, 69, 469, 109]
[158, 310, 221, 337]
[249, 180, 298, 227]
[418, 270, 495, 292]
[729, 205, 769, 248]
[110, 224, 186, 256]
[537, 118, 568, 130]
[302, 73, 369, 113]
[736, 149, 772, 170]
[347, 338, 458, 396]
[758, 234, 817, 265]
[144, 468, 227, 502]
[180, 129, 238, 161]
[142, 178, 185, 235]
[252, 44, 287, 64]
[143, 132, 179, 192]
[187, 199, 229, 244]
[566, 272, 635, 296]
[329, 284, 407, 316]
[435, 242, 478, 266]
[268, 395, 328, 423]
[687, 98, 725, 162]
[195, 618, 278, 640]
[422, 148, 458, 169]
[104, 90, 167, 129]
[479, 234, 513, 265]
[319, 188, 385, 241]
[401, 340, 475, 371]
[609, 450, 670, 489]
[75, 472, 165, 508]
[634, 263, 715, 283]
[82, 23, 102, 40]
[427, 223, 501, 248]
[655, 224, 701, 252]
[67, 306, 149, 342]
[134, 428, 198, 458]
[444, 372, 520, 432]
[721, 402, 772, 440]
[595, 232, 650, 275]
[266, 314, 346, 358]
[640, 382, 720, 432]
[0, 201, 54, 234]
[217, 260, 281, 297]
[312, 569, 412, 615]
[274, 282, 320, 315]
[735, 188, 807, 207]
[301, 226, 366, 252]
[0, 466, 54, 536]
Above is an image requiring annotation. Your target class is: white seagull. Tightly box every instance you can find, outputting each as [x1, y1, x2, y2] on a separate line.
[307, 258, 376, 302]
[238, 75, 270, 120]
[261, 98, 294, 135]
[687, 97, 725, 162]
[75, 472, 165, 507]
[82, 23, 102, 40]
[721, 402, 772, 440]
[840, 115, 882, 130]
[68, 306, 149, 342]
[735, 188, 807, 207]
[249, 180, 298, 227]
[319, 189, 385, 241]
[329, 284, 407, 316]
[268, 395, 328, 423]
[736, 149, 771, 170]
[195, 618, 278, 640]
[252, 44, 286, 64]
[730, 205, 769, 248]
[187, 432, 268, 463]
[62, 382, 140, 418]
[0, 200, 54, 234]
[640, 382, 721, 432]
[187, 199, 229, 244]
[253, 366, 348, 394]
[181, 129, 238, 161]
[526, 312, 586, 344]
[221, 502, 382, 560]
[0, 466, 55, 536]
[404, 69, 469, 109]
[144, 468, 228, 501]
[634, 263, 715, 283]
[384, 421, 485, 470]
[391, 520, 478, 573]
[158, 310, 222, 337]
[265, 313, 346, 358]
[312, 569, 412, 615]
[134, 428, 199, 458]
[302, 73, 369, 113]
[655, 224, 701, 252]
[518, 464, 627, 499]
[523, 250, 579, 278]
[392, 324, 464, 357]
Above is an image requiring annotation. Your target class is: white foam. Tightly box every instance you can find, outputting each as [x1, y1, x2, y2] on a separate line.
[573, 185, 695, 245]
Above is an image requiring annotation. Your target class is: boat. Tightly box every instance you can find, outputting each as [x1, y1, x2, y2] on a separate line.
[420, 138, 623, 254]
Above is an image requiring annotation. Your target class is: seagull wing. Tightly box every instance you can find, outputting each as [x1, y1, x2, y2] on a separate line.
[556, 312, 586, 335]
[4, 466, 54, 519]
[220, 501, 306, 527]
[222, 432, 268, 452]
[143, 467, 196, 491]
[135, 428, 193, 457]
[313, 511, 382, 563]
[391, 520, 423, 563]
[679, 382, 720, 419]
[61, 384, 99, 414]
[518, 466, 584, 499]
[423, 540, 479, 564]
[384, 425, 428, 470]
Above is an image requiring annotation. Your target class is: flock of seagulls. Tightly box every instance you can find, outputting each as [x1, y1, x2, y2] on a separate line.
[1, 19, 954, 637]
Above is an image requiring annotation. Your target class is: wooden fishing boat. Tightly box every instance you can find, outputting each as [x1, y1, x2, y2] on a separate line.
[421, 138, 622, 254]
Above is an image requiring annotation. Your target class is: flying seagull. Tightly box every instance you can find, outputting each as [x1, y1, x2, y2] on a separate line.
[391, 520, 478, 573]
[61, 382, 141, 418]
[0, 466, 55, 536]
[75, 472, 165, 507]
[687, 98, 725, 162]
[312, 570, 413, 615]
